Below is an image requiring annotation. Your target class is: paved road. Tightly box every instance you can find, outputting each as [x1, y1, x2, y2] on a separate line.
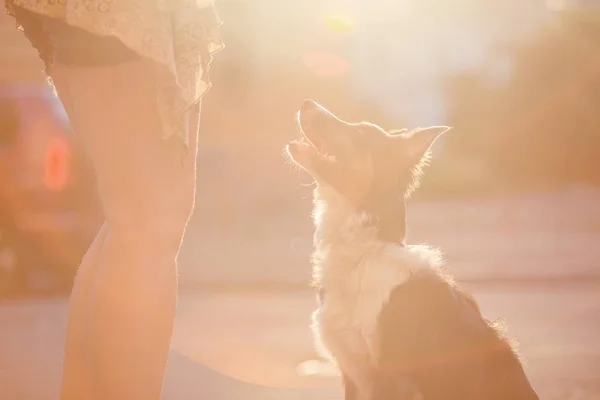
[1, 281, 599, 400]
[181, 187, 600, 286]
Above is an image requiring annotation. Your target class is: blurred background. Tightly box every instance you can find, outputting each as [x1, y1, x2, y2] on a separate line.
[1, 0, 600, 399]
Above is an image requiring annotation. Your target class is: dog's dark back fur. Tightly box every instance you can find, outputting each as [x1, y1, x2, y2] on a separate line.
[377, 268, 539, 399]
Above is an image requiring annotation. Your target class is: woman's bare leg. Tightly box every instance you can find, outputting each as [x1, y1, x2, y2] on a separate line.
[59, 224, 106, 400]
[51, 58, 199, 400]
[51, 70, 106, 400]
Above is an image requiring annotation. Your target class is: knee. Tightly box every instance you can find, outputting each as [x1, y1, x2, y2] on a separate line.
[116, 205, 194, 256]
[107, 185, 196, 253]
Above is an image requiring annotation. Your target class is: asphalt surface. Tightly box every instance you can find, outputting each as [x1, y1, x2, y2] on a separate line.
[1, 282, 599, 400]
[2, 187, 600, 399]
[181, 186, 600, 285]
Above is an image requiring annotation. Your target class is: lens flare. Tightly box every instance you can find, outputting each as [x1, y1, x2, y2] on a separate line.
[323, 13, 355, 33]
[302, 51, 349, 78]
[44, 137, 70, 191]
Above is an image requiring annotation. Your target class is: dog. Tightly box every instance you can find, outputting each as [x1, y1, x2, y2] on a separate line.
[285, 100, 540, 400]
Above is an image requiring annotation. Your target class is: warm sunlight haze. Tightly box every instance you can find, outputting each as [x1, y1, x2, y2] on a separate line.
[1, 0, 600, 399]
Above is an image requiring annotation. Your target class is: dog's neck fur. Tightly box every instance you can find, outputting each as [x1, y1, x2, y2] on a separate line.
[359, 188, 407, 245]
[311, 186, 417, 289]
[312, 186, 406, 247]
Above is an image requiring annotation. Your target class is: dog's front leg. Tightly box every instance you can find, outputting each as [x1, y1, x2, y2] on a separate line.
[341, 363, 375, 400]
[372, 372, 422, 400]
[343, 373, 358, 400]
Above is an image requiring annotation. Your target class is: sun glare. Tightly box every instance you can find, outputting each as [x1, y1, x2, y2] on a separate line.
[323, 12, 355, 33]
[302, 51, 349, 78]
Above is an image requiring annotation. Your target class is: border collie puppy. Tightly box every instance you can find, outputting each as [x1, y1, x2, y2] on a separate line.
[285, 100, 539, 400]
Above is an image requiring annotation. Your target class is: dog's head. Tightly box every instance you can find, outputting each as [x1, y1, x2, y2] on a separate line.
[286, 100, 450, 208]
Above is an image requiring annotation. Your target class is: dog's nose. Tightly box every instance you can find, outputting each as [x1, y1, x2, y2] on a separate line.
[301, 99, 318, 112]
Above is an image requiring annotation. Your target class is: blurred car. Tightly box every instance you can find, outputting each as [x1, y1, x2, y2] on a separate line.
[0, 84, 102, 295]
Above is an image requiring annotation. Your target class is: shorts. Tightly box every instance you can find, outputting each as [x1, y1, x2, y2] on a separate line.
[6, 3, 222, 152]
[10, 6, 140, 70]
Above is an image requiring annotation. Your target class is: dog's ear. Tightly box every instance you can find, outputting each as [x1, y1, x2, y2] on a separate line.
[401, 126, 451, 163]
[387, 128, 408, 136]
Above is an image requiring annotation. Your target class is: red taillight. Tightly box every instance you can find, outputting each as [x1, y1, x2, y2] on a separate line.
[44, 137, 71, 191]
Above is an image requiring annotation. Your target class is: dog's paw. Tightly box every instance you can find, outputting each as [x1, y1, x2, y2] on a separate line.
[296, 358, 340, 377]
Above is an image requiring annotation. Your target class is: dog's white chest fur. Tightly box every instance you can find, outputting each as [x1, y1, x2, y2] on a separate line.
[312, 241, 438, 398]
[308, 191, 440, 399]
[313, 246, 411, 360]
